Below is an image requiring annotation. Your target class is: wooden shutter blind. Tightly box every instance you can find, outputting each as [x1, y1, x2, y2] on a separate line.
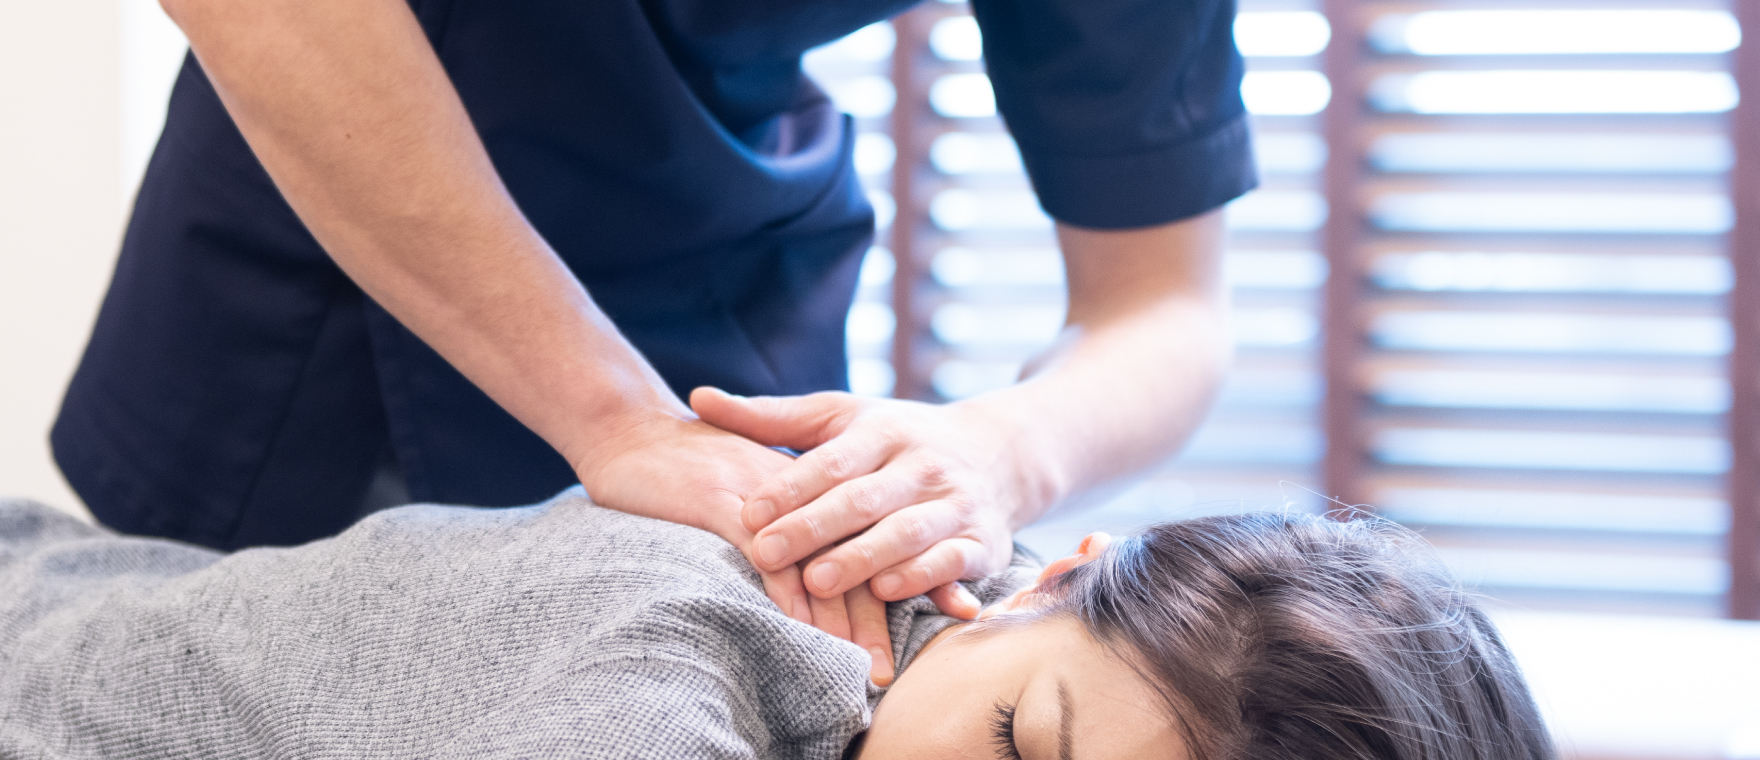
[1324, 0, 1757, 617]
[808, 0, 1760, 617]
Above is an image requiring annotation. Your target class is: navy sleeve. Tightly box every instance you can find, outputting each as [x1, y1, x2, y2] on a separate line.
[969, 0, 1258, 229]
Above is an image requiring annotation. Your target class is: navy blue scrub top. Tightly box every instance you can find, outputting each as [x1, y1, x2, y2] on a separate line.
[53, 0, 1257, 550]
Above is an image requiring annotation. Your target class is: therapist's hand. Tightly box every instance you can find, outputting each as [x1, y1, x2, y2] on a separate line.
[689, 387, 1042, 612]
[570, 411, 904, 684]
[571, 413, 806, 610]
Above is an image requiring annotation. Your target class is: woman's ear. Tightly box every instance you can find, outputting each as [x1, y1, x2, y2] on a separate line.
[1035, 531, 1112, 584]
[981, 533, 1111, 619]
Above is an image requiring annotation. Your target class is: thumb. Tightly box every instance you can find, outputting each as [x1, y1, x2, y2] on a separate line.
[926, 581, 983, 621]
[689, 387, 855, 450]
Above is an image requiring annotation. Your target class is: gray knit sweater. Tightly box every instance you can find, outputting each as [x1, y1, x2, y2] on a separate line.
[0, 488, 1021, 759]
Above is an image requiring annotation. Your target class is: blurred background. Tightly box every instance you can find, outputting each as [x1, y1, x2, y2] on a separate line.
[3, 1, 1759, 757]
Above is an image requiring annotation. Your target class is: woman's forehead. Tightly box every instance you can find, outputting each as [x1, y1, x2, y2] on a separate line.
[1023, 620, 1187, 760]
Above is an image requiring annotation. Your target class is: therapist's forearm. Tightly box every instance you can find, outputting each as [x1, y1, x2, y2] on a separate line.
[955, 213, 1232, 527]
[160, 0, 686, 464]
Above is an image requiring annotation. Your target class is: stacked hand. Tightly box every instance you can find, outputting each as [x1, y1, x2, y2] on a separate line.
[572, 389, 1035, 685]
[690, 388, 1019, 611]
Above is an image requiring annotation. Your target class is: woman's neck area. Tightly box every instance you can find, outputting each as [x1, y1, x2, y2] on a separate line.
[916, 621, 969, 660]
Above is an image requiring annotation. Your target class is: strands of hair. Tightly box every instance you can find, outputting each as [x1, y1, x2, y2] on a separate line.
[1037, 512, 1556, 760]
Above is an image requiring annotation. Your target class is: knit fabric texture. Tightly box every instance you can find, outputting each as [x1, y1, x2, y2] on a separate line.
[0, 488, 1030, 759]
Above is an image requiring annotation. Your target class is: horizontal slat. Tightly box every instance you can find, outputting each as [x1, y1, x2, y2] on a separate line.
[1374, 485, 1725, 534]
[1372, 427, 1727, 474]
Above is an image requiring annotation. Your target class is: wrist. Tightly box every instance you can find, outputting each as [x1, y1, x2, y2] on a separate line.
[950, 392, 1070, 530]
[562, 395, 693, 489]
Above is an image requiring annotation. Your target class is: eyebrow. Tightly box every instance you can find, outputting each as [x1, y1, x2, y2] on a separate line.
[1058, 679, 1074, 760]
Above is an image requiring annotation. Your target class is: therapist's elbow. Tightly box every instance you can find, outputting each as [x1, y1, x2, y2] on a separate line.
[157, 0, 212, 29]
[158, 0, 310, 38]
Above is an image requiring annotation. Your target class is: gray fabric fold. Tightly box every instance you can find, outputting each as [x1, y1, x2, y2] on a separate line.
[0, 489, 1028, 759]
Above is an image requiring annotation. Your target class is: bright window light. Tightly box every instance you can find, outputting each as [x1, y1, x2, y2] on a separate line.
[1371, 311, 1730, 356]
[930, 16, 983, 61]
[824, 74, 896, 118]
[853, 133, 895, 176]
[930, 73, 997, 118]
[1371, 192, 1731, 235]
[1225, 190, 1327, 232]
[848, 358, 896, 397]
[1373, 370, 1728, 414]
[1180, 422, 1322, 465]
[1373, 10, 1739, 56]
[845, 302, 896, 347]
[1437, 547, 1725, 594]
[929, 189, 1050, 231]
[1232, 308, 1318, 347]
[809, 21, 897, 62]
[932, 303, 1064, 346]
[1371, 133, 1730, 174]
[1378, 488, 1726, 535]
[930, 132, 1022, 175]
[933, 360, 1022, 399]
[1227, 250, 1327, 290]
[1374, 428, 1728, 475]
[1372, 252, 1730, 294]
[1241, 70, 1331, 115]
[858, 247, 894, 287]
[867, 188, 895, 230]
[932, 247, 1064, 287]
[1373, 70, 1738, 115]
[1253, 132, 1327, 173]
[1235, 11, 1330, 57]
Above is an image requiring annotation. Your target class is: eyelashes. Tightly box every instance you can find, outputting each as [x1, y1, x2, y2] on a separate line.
[989, 701, 1023, 760]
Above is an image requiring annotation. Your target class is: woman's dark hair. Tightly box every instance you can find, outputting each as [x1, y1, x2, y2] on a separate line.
[1038, 511, 1555, 760]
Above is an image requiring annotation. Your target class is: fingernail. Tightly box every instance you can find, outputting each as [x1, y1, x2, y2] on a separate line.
[955, 585, 982, 613]
[746, 499, 778, 529]
[873, 573, 901, 598]
[791, 594, 813, 624]
[757, 533, 790, 567]
[868, 647, 895, 686]
[809, 562, 842, 593]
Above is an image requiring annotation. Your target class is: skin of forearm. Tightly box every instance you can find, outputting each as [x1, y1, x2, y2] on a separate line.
[953, 212, 1232, 530]
[160, 0, 687, 467]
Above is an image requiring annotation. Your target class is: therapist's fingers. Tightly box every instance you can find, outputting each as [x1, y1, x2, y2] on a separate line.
[845, 582, 896, 686]
[758, 564, 814, 625]
[867, 537, 991, 602]
[797, 500, 963, 597]
[741, 430, 897, 537]
[805, 581, 852, 641]
[926, 581, 983, 621]
[689, 387, 860, 452]
[751, 469, 919, 573]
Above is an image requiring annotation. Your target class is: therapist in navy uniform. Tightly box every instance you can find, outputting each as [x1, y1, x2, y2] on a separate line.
[53, 0, 1253, 657]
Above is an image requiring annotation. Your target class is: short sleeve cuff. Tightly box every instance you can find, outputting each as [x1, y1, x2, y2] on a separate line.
[1017, 116, 1259, 230]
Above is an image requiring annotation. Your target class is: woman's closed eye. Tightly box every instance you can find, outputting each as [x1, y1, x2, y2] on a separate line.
[989, 701, 1023, 760]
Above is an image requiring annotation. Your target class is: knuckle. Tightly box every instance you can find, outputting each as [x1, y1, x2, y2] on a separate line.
[818, 446, 856, 480]
[896, 513, 934, 547]
[910, 560, 943, 589]
[843, 480, 881, 520]
[942, 494, 980, 524]
[850, 541, 880, 574]
[871, 427, 904, 452]
[915, 458, 951, 489]
[774, 474, 804, 506]
[798, 512, 828, 544]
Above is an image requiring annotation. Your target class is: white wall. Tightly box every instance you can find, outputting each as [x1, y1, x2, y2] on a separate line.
[0, 0, 185, 519]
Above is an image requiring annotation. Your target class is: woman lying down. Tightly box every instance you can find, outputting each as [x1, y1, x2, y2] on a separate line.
[0, 489, 1553, 760]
